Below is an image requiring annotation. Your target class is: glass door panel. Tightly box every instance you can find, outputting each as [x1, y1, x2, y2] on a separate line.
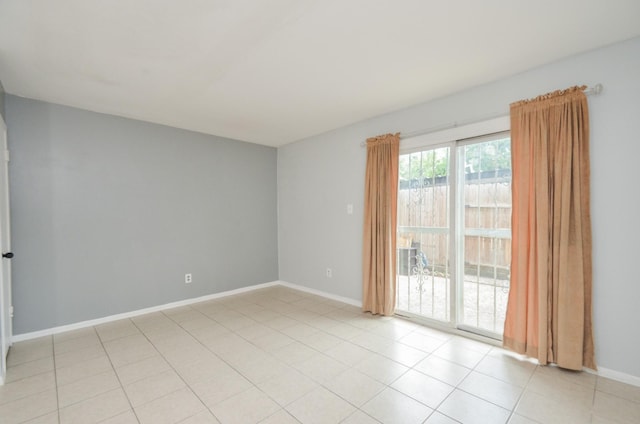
[396, 147, 451, 322]
[459, 137, 512, 336]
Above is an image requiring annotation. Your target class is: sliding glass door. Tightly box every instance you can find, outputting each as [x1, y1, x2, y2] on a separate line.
[396, 133, 511, 339]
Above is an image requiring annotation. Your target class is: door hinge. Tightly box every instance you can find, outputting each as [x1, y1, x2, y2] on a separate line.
[9, 306, 13, 318]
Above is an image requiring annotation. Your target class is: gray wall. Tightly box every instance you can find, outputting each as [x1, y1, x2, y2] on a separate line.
[278, 36, 640, 378]
[7, 96, 278, 334]
[0, 80, 5, 121]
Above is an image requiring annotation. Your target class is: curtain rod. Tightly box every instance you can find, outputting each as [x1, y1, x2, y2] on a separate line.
[360, 83, 603, 147]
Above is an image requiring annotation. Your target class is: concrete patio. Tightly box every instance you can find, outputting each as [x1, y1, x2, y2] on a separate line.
[396, 273, 509, 335]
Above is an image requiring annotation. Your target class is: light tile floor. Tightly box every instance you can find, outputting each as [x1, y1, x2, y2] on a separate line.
[1, 286, 639, 423]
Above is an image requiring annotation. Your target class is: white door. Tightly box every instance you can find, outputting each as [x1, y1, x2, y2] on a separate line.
[0, 115, 12, 385]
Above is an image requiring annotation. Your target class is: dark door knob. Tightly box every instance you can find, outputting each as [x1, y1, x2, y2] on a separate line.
[2, 252, 13, 259]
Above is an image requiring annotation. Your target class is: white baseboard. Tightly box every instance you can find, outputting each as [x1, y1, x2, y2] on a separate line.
[11, 279, 640, 388]
[11, 281, 280, 343]
[277, 280, 362, 308]
[589, 366, 640, 387]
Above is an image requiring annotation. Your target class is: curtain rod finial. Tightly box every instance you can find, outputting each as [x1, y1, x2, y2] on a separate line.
[593, 83, 603, 95]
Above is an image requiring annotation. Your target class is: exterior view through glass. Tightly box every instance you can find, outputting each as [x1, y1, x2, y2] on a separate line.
[396, 134, 511, 338]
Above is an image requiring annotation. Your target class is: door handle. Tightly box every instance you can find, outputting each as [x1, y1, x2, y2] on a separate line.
[2, 252, 13, 259]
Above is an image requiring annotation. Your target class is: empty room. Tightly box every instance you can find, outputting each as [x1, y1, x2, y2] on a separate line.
[0, 1, 639, 423]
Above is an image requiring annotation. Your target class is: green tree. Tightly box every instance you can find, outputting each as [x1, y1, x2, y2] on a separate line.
[399, 148, 449, 180]
[400, 138, 511, 181]
[463, 138, 511, 174]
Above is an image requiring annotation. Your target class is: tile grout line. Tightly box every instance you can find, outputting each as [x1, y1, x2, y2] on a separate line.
[224, 296, 429, 420]
[592, 374, 599, 422]
[9, 286, 639, 424]
[4, 295, 494, 422]
[168, 292, 384, 421]
[163, 294, 324, 418]
[93, 323, 141, 424]
[422, 344, 494, 423]
[126, 315, 218, 424]
[0, 338, 49, 421]
[261, 294, 392, 421]
[163, 300, 295, 415]
[51, 335, 61, 424]
[235, 296, 449, 420]
[154, 295, 324, 417]
[319, 311, 537, 423]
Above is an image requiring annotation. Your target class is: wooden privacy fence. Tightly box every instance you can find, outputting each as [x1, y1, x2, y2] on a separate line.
[398, 176, 511, 280]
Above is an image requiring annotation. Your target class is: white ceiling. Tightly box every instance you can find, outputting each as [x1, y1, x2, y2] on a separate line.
[1, 1, 639, 147]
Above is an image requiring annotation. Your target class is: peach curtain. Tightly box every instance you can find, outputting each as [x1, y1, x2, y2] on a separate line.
[362, 133, 400, 316]
[504, 86, 596, 370]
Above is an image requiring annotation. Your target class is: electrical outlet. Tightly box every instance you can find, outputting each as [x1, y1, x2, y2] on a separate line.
[185, 273, 192, 284]
[347, 204, 353, 215]
[326, 268, 332, 278]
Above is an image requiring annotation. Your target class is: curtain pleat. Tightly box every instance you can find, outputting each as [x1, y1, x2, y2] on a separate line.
[362, 133, 400, 316]
[504, 86, 596, 370]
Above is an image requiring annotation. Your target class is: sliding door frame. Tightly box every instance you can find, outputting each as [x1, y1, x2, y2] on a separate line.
[396, 116, 510, 341]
